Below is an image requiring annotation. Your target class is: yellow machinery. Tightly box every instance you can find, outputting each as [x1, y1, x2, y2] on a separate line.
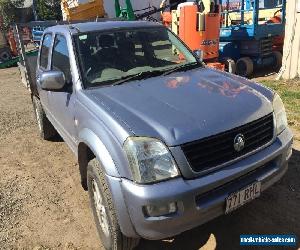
[226, 7, 282, 25]
[228, 8, 280, 25]
[61, 0, 106, 21]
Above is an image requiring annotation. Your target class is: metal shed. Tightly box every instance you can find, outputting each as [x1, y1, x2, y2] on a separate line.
[279, 0, 300, 79]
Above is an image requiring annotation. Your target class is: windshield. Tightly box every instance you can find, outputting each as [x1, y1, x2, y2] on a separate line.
[75, 27, 198, 87]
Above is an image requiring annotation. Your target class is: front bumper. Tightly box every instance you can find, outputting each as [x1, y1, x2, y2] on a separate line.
[119, 128, 293, 240]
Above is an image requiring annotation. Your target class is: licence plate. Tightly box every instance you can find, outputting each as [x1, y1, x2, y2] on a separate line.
[225, 182, 261, 214]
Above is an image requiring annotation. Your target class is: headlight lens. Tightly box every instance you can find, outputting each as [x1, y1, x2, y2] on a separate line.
[273, 93, 288, 135]
[124, 137, 180, 184]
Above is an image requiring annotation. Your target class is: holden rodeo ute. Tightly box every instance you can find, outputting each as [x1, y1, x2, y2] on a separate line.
[31, 21, 293, 250]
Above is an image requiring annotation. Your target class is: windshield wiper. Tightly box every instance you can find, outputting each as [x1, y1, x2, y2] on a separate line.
[111, 63, 200, 86]
[112, 70, 164, 86]
[162, 62, 200, 76]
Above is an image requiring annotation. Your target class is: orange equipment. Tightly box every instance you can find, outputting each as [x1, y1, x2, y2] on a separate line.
[174, 3, 225, 71]
[162, 12, 172, 27]
[160, 0, 186, 28]
[7, 30, 17, 56]
[266, 15, 284, 52]
[160, 0, 171, 27]
[6, 26, 31, 57]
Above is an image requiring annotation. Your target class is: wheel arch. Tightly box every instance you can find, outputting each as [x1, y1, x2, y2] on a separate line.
[77, 128, 120, 190]
[77, 129, 139, 238]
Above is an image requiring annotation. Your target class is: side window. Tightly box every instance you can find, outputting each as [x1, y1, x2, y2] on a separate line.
[40, 34, 52, 69]
[52, 35, 71, 83]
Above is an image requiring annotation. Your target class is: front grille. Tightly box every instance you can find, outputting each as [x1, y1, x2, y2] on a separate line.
[181, 113, 274, 173]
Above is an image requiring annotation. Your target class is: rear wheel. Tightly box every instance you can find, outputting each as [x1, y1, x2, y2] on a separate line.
[87, 159, 140, 250]
[236, 57, 253, 77]
[32, 96, 57, 140]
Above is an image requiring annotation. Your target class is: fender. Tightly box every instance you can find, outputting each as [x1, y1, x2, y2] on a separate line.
[78, 128, 120, 177]
[78, 128, 138, 237]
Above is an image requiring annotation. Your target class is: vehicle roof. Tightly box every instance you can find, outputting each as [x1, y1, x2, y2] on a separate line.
[45, 21, 163, 35]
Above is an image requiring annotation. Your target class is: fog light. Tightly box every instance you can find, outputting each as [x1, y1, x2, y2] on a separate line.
[144, 202, 177, 217]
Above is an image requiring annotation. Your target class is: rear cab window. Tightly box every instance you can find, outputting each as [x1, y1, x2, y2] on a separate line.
[39, 34, 52, 69]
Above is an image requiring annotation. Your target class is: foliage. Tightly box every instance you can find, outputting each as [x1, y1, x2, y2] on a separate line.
[35, 0, 62, 21]
[0, 0, 24, 30]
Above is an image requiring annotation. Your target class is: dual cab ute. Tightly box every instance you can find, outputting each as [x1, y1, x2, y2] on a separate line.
[31, 21, 293, 250]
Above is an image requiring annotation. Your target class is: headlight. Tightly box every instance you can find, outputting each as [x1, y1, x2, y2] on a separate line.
[273, 93, 288, 135]
[124, 137, 180, 184]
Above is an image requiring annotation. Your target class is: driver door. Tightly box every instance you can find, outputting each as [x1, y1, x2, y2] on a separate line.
[47, 34, 77, 149]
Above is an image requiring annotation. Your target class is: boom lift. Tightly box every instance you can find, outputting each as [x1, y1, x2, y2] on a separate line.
[171, 1, 229, 71]
[219, 0, 286, 76]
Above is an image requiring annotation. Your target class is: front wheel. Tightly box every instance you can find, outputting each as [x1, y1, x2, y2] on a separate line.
[87, 159, 140, 250]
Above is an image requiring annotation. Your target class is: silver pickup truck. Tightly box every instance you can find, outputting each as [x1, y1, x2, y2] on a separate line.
[30, 21, 292, 250]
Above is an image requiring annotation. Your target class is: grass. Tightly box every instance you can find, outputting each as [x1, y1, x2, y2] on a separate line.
[260, 78, 300, 128]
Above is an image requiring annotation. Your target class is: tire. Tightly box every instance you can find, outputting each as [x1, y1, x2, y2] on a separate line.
[0, 48, 12, 62]
[236, 57, 254, 77]
[222, 57, 236, 74]
[32, 96, 57, 140]
[272, 51, 282, 70]
[87, 159, 140, 250]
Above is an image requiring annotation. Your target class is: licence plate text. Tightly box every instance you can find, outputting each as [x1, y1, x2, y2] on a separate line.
[225, 182, 261, 213]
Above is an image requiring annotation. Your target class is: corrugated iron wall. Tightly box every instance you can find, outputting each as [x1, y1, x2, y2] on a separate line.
[280, 0, 300, 79]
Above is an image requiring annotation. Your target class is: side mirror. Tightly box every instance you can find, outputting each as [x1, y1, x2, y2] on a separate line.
[40, 71, 66, 91]
[193, 49, 204, 62]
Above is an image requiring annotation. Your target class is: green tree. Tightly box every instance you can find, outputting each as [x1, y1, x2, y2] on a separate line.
[35, 0, 62, 21]
[0, 0, 24, 30]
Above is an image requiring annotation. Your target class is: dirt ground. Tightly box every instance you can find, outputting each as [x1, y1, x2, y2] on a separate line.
[0, 67, 299, 250]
